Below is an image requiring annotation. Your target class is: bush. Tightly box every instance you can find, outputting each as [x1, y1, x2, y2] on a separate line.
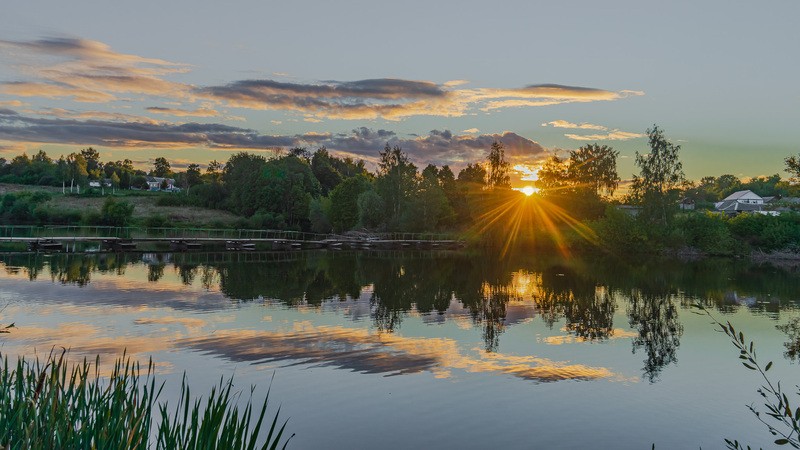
[100, 197, 134, 227]
[591, 206, 651, 253]
[143, 214, 168, 228]
[677, 212, 734, 255]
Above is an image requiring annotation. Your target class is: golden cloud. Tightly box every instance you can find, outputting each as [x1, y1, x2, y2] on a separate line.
[564, 131, 645, 141]
[543, 120, 608, 131]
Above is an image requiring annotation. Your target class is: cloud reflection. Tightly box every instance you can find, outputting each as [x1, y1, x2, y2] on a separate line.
[181, 324, 620, 382]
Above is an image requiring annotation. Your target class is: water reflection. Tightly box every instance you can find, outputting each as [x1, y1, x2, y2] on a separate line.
[777, 317, 800, 362]
[2, 251, 800, 380]
[181, 324, 622, 382]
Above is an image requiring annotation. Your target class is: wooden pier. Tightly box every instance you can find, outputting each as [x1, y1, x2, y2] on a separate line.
[0, 226, 466, 253]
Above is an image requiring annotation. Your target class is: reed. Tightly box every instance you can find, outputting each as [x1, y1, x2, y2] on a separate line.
[0, 350, 292, 450]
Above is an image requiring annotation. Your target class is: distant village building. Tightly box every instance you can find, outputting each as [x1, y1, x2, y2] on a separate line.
[88, 179, 112, 188]
[145, 176, 179, 192]
[679, 198, 695, 210]
[714, 190, 779, 216]
[615, 205, 642, 216]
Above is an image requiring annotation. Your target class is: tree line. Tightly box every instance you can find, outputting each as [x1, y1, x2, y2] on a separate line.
[3, 125, 800, 255]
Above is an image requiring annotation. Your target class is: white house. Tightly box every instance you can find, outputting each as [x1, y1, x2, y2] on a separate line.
[145, 176, 177, 191]
[715, 190, 774, 215]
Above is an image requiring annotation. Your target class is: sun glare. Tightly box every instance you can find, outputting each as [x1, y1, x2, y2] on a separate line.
[521, 186, 537, 196]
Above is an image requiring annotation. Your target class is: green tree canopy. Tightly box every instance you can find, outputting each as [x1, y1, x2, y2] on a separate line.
[630, 125, 685, 224]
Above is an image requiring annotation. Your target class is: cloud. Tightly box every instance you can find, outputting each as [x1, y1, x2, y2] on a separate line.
[181, 324, 621, 382]
[542, 120, 607, 131]
[462, 128, 480, 134]
[540, 119, 645, 141]
[0, 110, 545, 168]
[1, 37, 644, 121]
[324, 127, 547, 167]
[564, 131, 645, 141]
[146, 106, 220, 117]
[33, 107, 163, 124]
[196, 80, 642, 121]
[0, 37, 189, 103]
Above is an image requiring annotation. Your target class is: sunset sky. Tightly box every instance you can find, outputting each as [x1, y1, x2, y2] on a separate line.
[1, 1, 798, 185]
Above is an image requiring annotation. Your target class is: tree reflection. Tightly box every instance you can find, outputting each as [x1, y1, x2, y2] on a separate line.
[627, 290, 683, 382]
[777, 317, 800, 362]
[5, 250, 800, 374]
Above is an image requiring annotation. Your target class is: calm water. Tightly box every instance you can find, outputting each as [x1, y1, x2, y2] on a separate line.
[1, 250, 799, 449]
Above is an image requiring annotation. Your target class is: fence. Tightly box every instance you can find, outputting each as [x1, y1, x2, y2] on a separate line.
[0, 226, 461, 242]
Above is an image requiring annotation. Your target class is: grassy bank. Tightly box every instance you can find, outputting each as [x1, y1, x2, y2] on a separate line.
[0, 350, 292, 449]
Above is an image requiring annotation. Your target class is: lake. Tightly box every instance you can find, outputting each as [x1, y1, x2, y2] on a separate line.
[1, 250, 799, 449]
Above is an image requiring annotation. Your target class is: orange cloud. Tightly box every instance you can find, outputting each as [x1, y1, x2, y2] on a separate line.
[564, 131, 644, 141]
[542, 120, 608, 131]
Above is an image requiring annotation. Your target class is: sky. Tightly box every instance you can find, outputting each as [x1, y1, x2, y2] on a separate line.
[1, 0, 798, 186]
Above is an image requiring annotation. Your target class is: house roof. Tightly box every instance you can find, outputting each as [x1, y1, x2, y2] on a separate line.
[722, 190, 762, 201]
[715, 200, 763, 212]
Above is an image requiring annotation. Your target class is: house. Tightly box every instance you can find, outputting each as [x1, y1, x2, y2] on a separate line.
[145, 176, 178, 191]
[679, 198, 695, 210]
[88, 179, 113, 188]
[714, 190, 779, 215]
[615, 205, 642, 216]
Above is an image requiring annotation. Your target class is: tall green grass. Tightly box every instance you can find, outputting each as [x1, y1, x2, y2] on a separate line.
[0, 350, 292, 449]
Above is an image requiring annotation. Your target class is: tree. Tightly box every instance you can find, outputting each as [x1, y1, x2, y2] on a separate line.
[785, 154, 800, 183]
[535, 155, 568, 194]
[403, 165, 453, 232]
[152, 157, 171, 178]
[358, 190, 385, 229]
[567, 143, 620, 196]
[100, 197, 135, 226]
[259, 154, 322, 228]
[205, 160, 223, 183]
[457, 163, 487, 186]
[310, 147, 343, 194]
[486, 141, 511, 189]
[65, 153, 89, 189]
[329, 176, 370, 232]
[630, 125, 685, 224]
[223, 153, 268, 216]
[81, 147, 102, 179]
[375, 144, 418, 229]
[185, 163, 202, 191]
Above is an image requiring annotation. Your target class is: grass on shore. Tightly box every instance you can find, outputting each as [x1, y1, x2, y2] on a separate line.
[0, 350, 292, 450]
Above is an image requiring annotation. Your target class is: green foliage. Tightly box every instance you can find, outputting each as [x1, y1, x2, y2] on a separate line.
[357, 190, 385, 229]
[309, 197, 332, 233]
[329, 176, 370, 232]
[630, 125, 685, 225]
[152, 157, 172, 177]
[144, 214, 169, 228]
[402, 166, 453, 232]
[694, 305, 800, 449]
[0, 192, 81, 225]
[486, 141, 510, 189]
[591, 206, 651, 253]
[223, 153, 269, 217]
[100, 197, 135, 227]
[676, 212, 734, 255]
[0, 351, 292, 450]
[375, 145, 418, 230]
[567, 143, 620, 197]
[729, 213, 800, 252]
[260, 155, 320, 229]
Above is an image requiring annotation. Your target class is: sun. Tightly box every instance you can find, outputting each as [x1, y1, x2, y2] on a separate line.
[521, 186, 537, 196]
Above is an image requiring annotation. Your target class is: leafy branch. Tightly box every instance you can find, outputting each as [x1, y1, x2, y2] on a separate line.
[693, 304, 800, 449]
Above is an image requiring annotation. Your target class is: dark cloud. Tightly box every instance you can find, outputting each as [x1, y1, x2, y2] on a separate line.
[0, 109, 546, 168]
